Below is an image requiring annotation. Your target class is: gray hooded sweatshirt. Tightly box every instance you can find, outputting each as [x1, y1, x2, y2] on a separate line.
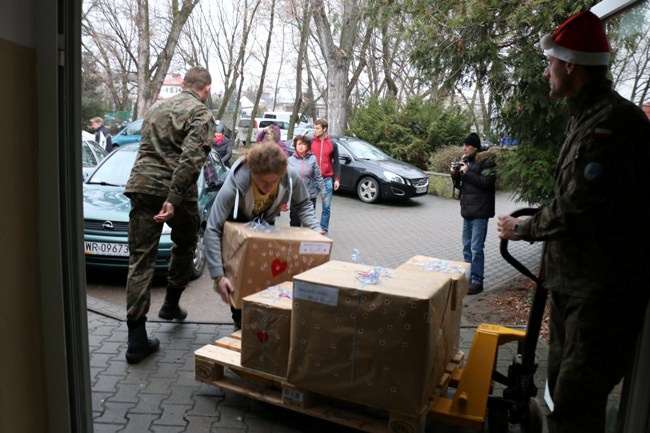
[204, 157, 321, 279]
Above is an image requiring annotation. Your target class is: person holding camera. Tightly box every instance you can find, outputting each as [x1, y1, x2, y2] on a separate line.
[450, 132, 496, 295]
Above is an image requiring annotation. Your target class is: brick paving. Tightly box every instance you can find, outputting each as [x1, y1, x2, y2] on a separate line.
[88, 191, 549, 432]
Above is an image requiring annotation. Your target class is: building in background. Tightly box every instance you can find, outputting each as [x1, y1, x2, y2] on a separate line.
[158, 73, 183, 100]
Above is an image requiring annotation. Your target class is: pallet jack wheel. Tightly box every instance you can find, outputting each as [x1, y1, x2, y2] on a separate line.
[520, 398, 543, 433]
[487, 401, 509, 433]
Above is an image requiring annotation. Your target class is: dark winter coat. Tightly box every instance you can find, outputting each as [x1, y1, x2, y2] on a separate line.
[452, 152, 496, 220]
[212, 136, 232, 167]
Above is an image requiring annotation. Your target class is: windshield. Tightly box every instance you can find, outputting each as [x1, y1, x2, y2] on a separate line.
[86, 148, 137, 186]
[344, 139, 390, 160]
[124, 119, 143, 135]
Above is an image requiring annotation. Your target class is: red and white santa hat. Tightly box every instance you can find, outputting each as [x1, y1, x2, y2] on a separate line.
[540, 10, 610, 66]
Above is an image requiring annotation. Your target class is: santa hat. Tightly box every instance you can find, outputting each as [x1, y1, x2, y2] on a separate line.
[540, 11, 610, 66]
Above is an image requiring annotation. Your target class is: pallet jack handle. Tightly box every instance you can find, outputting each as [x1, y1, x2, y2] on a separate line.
[499, 207, 546, 367]
[499, 207, 541, 285]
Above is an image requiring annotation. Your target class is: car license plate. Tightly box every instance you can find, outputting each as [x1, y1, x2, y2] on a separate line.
[416, 186, 427, 193]
[85, 241, 129, 257]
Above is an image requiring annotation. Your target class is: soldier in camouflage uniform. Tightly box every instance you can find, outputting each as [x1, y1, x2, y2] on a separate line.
[498, 11, 650, 433]
[123, 66, 215, 364]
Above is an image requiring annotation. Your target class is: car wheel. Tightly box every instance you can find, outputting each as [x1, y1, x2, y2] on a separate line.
[190, 229, 206, 280]
[357, 176, 380, 203]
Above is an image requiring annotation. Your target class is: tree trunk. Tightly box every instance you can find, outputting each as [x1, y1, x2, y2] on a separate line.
[248, 0, 276, 143]
[289, 0, 311, 139]
[311, 0, 363, 137]
[136, 0, 150, 119]
[327, 56, 349, 136]
[135, 0, 198, 119]
[213, 0, 262, 121]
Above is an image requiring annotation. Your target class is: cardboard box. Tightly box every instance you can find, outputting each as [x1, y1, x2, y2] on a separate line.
[396, 256, 470, 365]
[241, 282, 293, 377]
[221, 222, 333, 308]
[287, 260, 452, 415]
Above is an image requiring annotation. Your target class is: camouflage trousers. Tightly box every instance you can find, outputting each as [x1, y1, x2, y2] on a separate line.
[547, 291, 646, 433]
[126, 193, 199, 321]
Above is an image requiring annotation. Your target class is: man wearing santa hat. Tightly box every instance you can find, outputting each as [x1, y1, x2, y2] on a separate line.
[497, 10, 650, 433]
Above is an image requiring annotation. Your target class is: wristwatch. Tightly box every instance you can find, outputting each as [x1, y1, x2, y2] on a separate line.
[514, 223, 520, 236]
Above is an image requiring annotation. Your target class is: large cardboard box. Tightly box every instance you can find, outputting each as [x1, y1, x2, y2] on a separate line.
[396, 256, 470, 365]
[287, 260, 452, 415]
[221, 222, 333, 308]
[241, 282, 293, 377]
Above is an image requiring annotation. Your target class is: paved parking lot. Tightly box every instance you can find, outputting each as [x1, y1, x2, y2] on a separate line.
[87, 191, 542, 324]
[87, 190, 549, 432]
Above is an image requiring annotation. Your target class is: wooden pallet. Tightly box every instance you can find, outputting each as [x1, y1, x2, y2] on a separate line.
[195, 332, 464, 433]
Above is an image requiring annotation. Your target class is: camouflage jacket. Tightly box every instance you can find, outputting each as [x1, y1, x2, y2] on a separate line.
[125, 89, 215, 205]
[518, 79, 650, 299]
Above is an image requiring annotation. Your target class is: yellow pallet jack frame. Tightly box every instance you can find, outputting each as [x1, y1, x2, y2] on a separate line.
[429, 207, 545, 433]
[429, 324, 526, 430]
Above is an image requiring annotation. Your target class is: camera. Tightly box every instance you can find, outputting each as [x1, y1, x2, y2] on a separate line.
[452, 157, 469, 171]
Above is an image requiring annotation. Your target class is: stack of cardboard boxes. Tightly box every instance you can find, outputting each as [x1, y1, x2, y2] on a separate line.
[221, 222, 333, 308]
[222, 221, 469, 416]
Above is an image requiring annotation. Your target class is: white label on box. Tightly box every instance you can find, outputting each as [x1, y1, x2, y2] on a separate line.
[294, 281, 339, 306]
[282, 388, 304, 402]
[298, 241, 331, 255]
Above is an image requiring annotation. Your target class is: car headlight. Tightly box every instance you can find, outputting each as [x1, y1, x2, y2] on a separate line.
[162, 223, 172, 234]
[383, 171, 404, 184]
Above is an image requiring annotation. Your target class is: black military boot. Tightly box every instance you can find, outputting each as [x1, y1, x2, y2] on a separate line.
[126, 317, 160, 364]
[158, 286, 188, 321]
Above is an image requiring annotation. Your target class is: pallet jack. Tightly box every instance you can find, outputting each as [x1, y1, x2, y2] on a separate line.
[429, 208, 546, 433]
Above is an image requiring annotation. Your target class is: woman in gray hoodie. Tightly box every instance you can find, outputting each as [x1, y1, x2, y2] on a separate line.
[204, 142, 322, 328]
[287, 135, 328, 227]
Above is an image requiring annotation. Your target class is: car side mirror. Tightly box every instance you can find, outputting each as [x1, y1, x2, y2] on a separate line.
[340, 155, 352, 163]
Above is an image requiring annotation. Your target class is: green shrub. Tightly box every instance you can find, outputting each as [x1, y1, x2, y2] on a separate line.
[497, 144, 555, 205]
[429, 146, 511, 192]
[347, 96, 471, 169]
[429, 145, 464, 173]
[390, 138, 431, 170]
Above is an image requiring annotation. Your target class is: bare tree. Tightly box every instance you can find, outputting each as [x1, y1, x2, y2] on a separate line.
[174, 2, 215, 108]
[609, 11, 650, 106]
[277, 0, 313, 139]
[305, 31, 329, 119]
[248, 0, 278, 144]
[82, 0, 139, 113]
[216, 1, 261, 124]
[134, 0, 200, 118]
[310, 0, 368, 136]
[177, 0, 262, 132]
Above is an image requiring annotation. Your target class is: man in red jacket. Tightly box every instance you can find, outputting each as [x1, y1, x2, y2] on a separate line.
[311, 119, 340, 234]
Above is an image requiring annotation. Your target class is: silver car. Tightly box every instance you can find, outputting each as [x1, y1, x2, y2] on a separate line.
[82, 133, 108, 181]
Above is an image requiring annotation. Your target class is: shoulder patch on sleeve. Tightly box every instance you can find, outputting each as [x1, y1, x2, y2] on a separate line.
[583, 162, 604, 183]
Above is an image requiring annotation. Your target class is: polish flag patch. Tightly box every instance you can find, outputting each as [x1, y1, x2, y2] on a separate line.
[593, 128, 612, 139]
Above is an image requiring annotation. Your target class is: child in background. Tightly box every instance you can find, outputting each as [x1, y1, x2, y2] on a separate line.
[287, 135, 328, 227]
[212, 124, 232, 167]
